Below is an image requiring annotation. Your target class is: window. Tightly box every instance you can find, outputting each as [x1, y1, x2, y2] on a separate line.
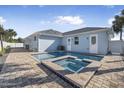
[74, 37, 79, 45]
[34, 36, 36, 41]
[91, 36, 96, 45]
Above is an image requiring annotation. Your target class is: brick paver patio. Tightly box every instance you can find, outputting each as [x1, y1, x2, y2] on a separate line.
[0, 48, 73, 88]
[0, 48, 124, 88]
[86, 56, 124, 88]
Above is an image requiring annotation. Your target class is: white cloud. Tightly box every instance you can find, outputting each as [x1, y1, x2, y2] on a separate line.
[55, 16, 84, 25]
[108, 17, 115, 26]
[115, 12, 121, 15]
[0, 16, 6, 25]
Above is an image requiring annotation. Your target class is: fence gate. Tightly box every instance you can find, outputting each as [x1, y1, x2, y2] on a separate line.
[110, 40, 124, 54]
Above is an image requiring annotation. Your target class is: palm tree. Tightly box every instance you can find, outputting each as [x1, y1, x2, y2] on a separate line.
[5, 29, 17, 42]
[12, 30, 17, 40]
[0, 25, 5, 52]
[112, 9, 124, 54]
[112, 10, 124, 40]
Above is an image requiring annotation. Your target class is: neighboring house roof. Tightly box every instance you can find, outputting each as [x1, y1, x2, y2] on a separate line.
[63, 27, 109, 35]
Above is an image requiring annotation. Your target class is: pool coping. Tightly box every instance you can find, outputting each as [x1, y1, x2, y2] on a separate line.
[30, 51, 104, 58]
[30, 51, 104, 88]
[40, 56, 101, 88]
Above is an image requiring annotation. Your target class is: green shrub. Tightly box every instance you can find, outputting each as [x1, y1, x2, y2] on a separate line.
[0, 51, 3, 56]
[5, 46, 11, 53]
[0, 46, 11, 56]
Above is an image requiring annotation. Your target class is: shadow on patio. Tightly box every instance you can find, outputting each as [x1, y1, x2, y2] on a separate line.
[10, 48, 29, 53]
[0, 63, 32, 74]
[95, 67, 124, 75]
[106, 60, 124, 63]
[47, 66, 99, 76]
[0, 62, 73, 88]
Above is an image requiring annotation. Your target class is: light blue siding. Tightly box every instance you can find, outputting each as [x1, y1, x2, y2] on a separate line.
[71, 34, 89, 53]
[24, 36, 38, 51]
[62, 33, 90, 53]
[62, 37, 67, 50]
[62, 31, 109, 54]
[25, 30, 109, 54]
[97, 31, 109, 54]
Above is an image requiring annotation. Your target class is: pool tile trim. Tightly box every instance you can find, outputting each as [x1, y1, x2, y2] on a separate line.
[41, 56, 101, 88]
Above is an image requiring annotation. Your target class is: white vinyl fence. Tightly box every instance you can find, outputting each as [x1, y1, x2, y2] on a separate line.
[110, 40, 124, 54]
[8, 43, 24, 48]
[0, 41, 24, 49]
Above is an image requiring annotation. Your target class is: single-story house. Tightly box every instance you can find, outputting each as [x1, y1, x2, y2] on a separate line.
[24, 27, 112, 54]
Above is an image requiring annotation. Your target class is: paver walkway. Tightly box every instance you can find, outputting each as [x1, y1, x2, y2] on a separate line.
[86, 56, 124, 88]
[0, 48, 72, 88]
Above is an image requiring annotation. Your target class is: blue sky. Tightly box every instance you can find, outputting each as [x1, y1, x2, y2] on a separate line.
[0, 5, 124, 39]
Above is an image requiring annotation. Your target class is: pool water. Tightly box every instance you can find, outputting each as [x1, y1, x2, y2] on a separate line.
[33, 51, 103, 61]
[54, 58, 90, 73]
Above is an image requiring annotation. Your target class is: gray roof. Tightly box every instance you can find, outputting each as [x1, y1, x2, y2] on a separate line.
[25, 29, 63, 39]
[25, 27, 111, 39]
[63, 27, 109, 35]
[37, 29, 63, 37]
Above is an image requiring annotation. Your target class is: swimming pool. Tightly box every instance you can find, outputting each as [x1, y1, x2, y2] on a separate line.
[53, 58, 90, 73]
[32, 51, 103, 61]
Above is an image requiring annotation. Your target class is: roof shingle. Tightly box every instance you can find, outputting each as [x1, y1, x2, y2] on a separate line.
[63, 27, 108, 35]
[25, 27, 110, 39]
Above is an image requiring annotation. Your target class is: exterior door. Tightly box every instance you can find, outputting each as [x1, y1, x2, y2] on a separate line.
[67, 37, 71, 51]
[90, 34, 98, 53]
[38, 38, 54, 52]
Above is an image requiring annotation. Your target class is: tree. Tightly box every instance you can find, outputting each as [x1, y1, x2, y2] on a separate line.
[5, 29, 17, 42]
[112, 9, 124, 55]
[12, 30, 17, 39]
[0, 25, 5, 51]
[112, 9, 124, 40]
[17, 37, 24, 43]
